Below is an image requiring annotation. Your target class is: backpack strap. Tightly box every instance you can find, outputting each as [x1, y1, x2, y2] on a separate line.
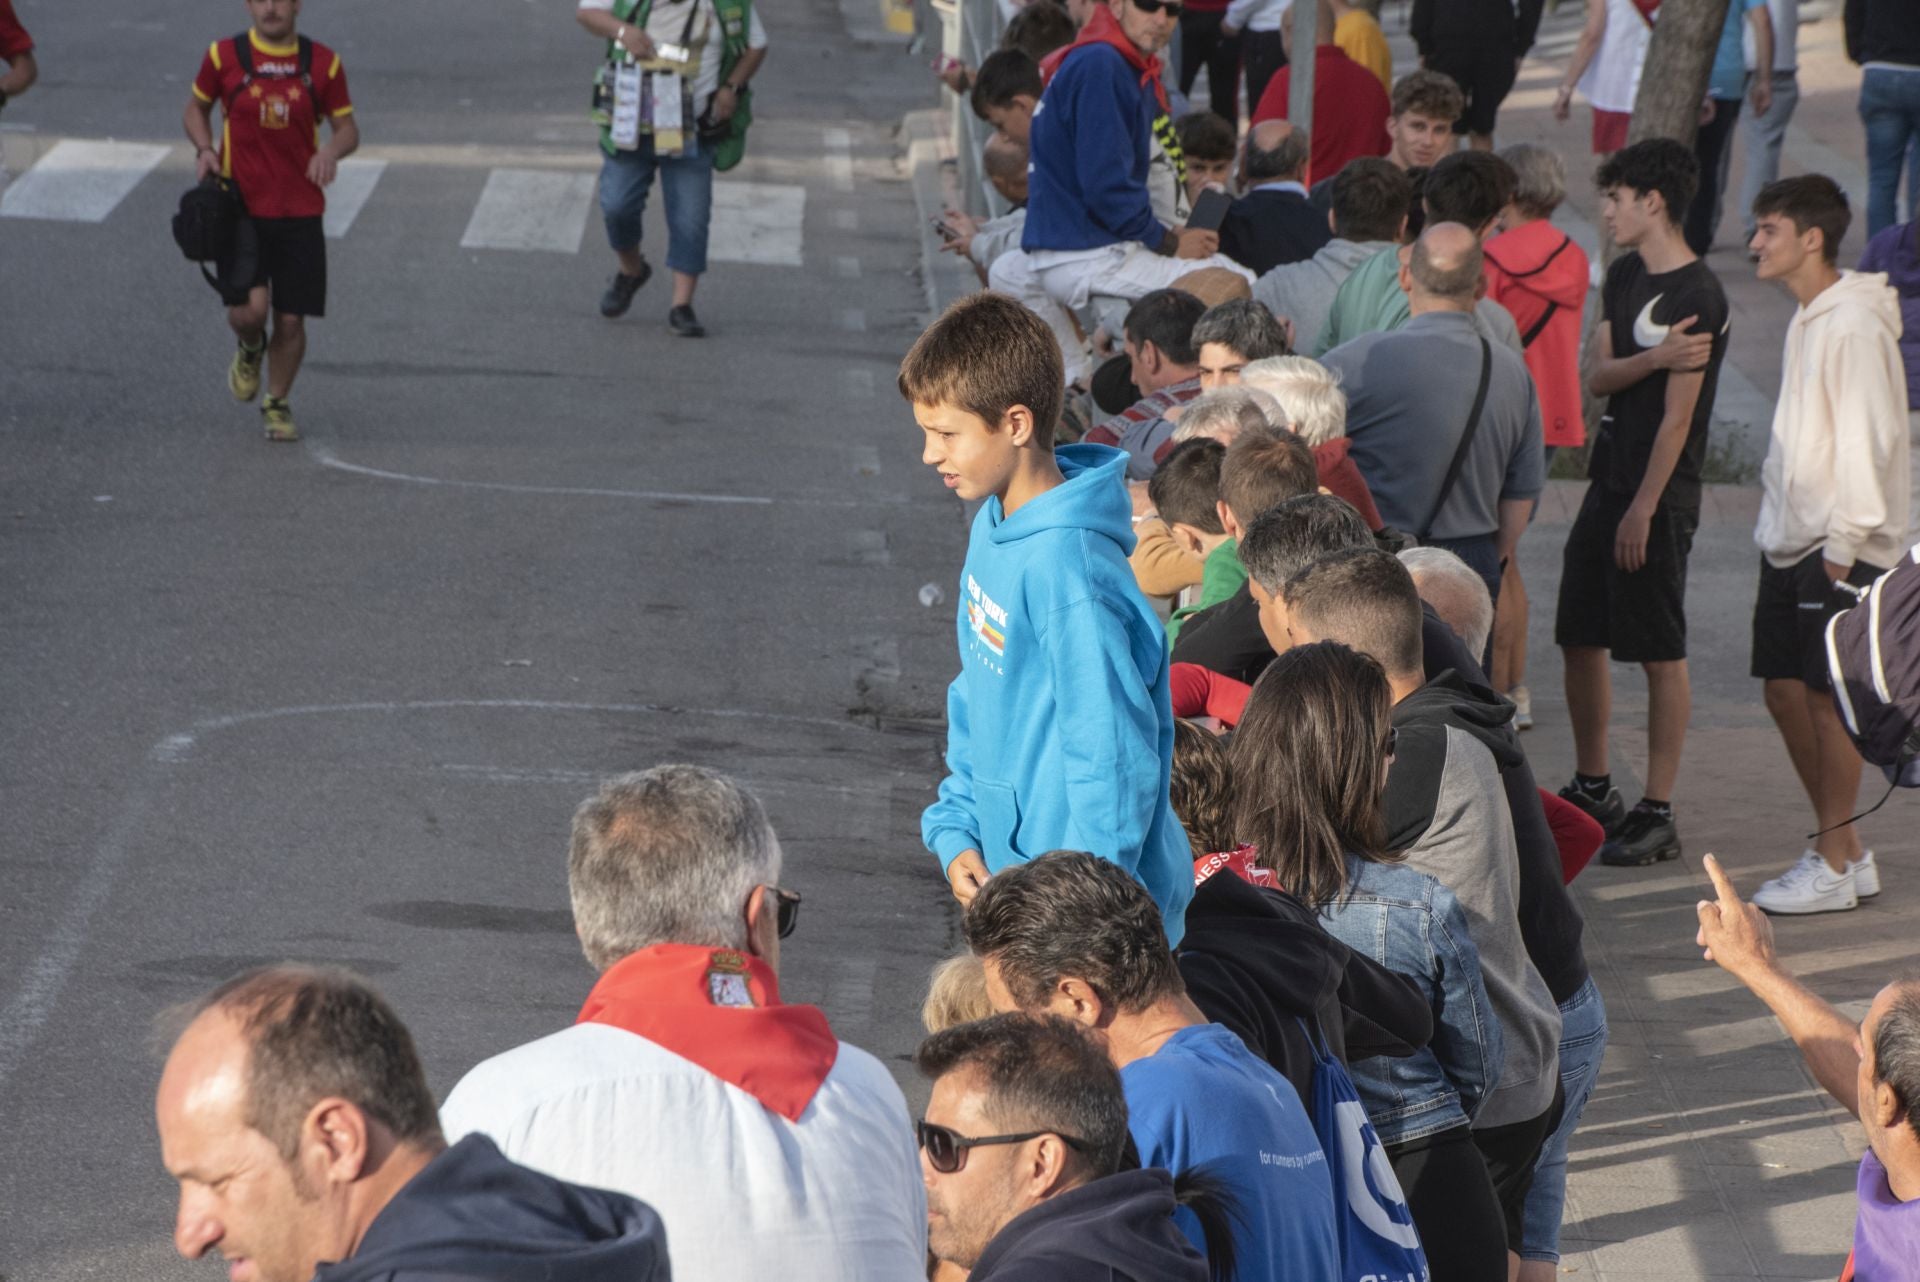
[1418, 336, 1494, 544]
[297, 35, 314, 91]
[230, 32, 315, 92]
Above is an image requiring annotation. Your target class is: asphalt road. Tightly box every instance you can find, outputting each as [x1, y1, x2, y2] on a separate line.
[0, 2, 963, 1274]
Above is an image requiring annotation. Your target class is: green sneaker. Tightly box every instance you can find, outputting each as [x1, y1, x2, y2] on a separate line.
[261, 396, 298, 442]
[229, 339, 265, 402]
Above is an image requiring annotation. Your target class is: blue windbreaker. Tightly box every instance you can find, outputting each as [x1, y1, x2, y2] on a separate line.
[1022, 33, 1167, 252]
[922, 444, 1194, 943]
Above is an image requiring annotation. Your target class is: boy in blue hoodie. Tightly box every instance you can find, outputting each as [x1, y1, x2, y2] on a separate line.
[901, 292, 1194, 944]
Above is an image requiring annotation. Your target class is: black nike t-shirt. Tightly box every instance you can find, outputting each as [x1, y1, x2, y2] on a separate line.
[1587, 252, 1730, 515]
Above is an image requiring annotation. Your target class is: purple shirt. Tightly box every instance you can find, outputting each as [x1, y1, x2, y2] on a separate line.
[1850, 1151, 1920, 1281]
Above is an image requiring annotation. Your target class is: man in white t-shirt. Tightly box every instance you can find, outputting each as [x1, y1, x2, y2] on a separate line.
[441, 765, 926, 1282]
[576, 0, 768, 336]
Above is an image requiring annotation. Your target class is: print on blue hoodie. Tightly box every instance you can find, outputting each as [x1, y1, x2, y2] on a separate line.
[922, 443, 1195, 944]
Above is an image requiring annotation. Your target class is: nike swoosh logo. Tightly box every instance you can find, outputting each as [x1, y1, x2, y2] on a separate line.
[1632, 294, 1668, 348]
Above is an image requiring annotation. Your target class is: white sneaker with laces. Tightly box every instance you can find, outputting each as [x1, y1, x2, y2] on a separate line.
[1851, 849, 1880, 899]
[1753, 849, 1858, 915]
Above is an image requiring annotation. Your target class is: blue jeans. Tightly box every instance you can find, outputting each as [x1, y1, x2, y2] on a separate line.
[1738, 70, 1801, 240]
[599, 137, 714, 276]
[1860, 66, 1920, 238]
[1518, 976, 1610, 1261]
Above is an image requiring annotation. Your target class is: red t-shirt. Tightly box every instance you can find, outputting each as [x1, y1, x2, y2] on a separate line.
[192, 30, 352, 219]
[0, 0, 33, 60]
[1250, 46, 1391, 186]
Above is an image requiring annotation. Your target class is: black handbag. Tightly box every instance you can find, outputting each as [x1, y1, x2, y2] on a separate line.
[170, 177, 246, 292]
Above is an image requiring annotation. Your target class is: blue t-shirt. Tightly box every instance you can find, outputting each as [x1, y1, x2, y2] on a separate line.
[1121, 1024, 1342, 1282]
[1711, 0, 1765, 99]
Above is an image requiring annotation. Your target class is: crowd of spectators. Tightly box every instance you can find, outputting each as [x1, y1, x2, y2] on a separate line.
[132, 0, 1920, 1278]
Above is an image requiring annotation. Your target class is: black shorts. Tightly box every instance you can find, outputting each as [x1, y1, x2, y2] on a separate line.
[217, 215, 327, 316]
[1750, 551, 1886, 689]
[1554, 483, 1699, 663]
[1425, 47, 1518, 137]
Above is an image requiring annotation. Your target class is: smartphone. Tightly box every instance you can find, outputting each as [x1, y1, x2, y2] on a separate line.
[931, 218, 961, 242]
[1186, 187, 1232, 233]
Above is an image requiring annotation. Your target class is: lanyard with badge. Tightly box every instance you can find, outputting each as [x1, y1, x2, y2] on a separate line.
[603, 0, 707, 154]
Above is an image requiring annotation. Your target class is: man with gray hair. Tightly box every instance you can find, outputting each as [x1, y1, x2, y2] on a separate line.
[1323, 222, 1545, 604]
[441, 764, 926, 1281]
[1240, 353, 1384, 529]
[1219, 121, 1332, 275]
[1402, 545, 1496, 661]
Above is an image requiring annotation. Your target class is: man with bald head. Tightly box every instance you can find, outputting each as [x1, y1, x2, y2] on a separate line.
[1695, 856, 1920, 1271]
[1322, 221, 1544, 603]
[155, 965, 667, 1282]
[1218, 122, 1332, 275]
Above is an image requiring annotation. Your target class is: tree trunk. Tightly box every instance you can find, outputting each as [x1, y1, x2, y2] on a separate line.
[1626, 0, 1734, 148]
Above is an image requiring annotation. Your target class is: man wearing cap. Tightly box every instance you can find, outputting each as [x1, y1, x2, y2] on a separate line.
[441, 764, 926, 1282]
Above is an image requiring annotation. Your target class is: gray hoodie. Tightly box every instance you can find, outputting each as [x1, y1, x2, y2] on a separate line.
[1385, 685, 1563, 1130]
[1252, 237, 1393, 354]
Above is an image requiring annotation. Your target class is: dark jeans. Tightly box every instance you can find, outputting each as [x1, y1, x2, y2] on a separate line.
[1241, 28, 1286, 116]
[1178, 7, 1241, 119]
[1685, 96, 1743, 255]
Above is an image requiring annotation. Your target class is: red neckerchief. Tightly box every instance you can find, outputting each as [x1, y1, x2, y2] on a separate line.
[1193, 845, 1276, 889]
[1629, 0, 1659, 24]
[577, 943, 838, 1122]
[1043, 5, 1169, 112]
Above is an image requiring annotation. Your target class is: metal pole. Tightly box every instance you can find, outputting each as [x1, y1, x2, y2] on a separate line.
[1286, 0, 1317, 173]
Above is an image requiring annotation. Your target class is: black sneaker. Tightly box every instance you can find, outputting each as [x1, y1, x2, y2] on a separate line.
[1558, 781, 1628, 836]
[599, 262, 652, 317]
[668, 304, 705, 337]
[1598, 806, 1682, 867]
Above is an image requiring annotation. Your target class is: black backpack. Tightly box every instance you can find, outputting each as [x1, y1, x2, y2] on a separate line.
[171, 177, 245, 289]
[231, 30, 314, 94]
[1827, 546, 1920, 789]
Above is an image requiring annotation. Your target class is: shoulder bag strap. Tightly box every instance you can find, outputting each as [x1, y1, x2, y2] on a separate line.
[1418, 336, 1493, 544]
[1519, 300, 1558, 349]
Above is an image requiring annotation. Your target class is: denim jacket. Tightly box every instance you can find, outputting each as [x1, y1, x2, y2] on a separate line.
[1317, 853, 1503, 1146]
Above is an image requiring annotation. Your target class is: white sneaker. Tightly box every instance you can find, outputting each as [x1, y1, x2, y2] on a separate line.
[1509, 685, 1533, 732]
[1753, 850, 1858, 915]
[1851, 850, 1880, 899]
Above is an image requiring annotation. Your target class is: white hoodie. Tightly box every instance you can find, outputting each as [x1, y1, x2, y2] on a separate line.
[1755, 270, 1912, 571]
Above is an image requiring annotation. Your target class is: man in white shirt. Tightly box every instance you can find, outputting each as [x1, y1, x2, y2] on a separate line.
[441, 765, 926, 1281]
[1745, 176, 1910, 916]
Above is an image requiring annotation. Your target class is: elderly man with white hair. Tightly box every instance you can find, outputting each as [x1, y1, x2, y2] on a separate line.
[441, 764, 927, 1282]
[1401, 545, 1497, 663]
[1241, 354, 1383, 529]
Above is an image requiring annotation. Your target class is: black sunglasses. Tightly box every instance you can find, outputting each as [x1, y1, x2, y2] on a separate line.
[1130, 0, 1185, 16]
[916, 1120, 1090, 1174]
[769, 886, 802, 939]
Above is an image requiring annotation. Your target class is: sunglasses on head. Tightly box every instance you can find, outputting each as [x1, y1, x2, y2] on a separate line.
[1130, 0, 1185, 16]
[768, 886, 802, 939]
[916, 1120, 1091, 1174]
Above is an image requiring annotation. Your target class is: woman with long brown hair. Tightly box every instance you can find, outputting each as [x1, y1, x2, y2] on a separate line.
[1229, 640, 1512, 1282]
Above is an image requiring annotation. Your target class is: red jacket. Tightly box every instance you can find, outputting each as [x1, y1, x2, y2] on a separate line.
[1250, 46, 1390, 185]
[1312, 438, 1384, 531]
[1485, 219, 1590, 448]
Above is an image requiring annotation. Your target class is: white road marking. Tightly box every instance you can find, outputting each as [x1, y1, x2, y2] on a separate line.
[823, 126, 855, 192]
[322, 157, 387, 239]
[709, 180, 806, 267]
[0, 139, 169, 223]
[304, 439, 911, 509]
[459, 168, 596, 253]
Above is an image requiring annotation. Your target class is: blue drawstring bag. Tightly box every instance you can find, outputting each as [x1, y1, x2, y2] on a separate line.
[1299, 1017, 1429, 1282]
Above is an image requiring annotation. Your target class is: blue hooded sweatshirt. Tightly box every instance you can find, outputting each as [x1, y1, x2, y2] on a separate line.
[923, 443, 1194, 944]
[1022, 10, 1169, 254]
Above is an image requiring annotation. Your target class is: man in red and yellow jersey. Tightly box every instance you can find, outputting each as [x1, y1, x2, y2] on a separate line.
[183, 0, 358, 442]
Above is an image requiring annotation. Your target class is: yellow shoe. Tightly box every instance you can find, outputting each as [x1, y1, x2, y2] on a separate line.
[261, 396, 298, 442]
[229, 340, 265, 402]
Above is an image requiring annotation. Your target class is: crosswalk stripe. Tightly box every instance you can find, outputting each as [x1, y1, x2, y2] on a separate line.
[322, 157, 387, 240]
[0, 139, 170, 223]
[709, 181, 806, 267]
[459, 168, 596, 254]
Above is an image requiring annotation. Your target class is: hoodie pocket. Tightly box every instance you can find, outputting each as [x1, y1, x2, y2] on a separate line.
[972, 779, 1023, 860]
